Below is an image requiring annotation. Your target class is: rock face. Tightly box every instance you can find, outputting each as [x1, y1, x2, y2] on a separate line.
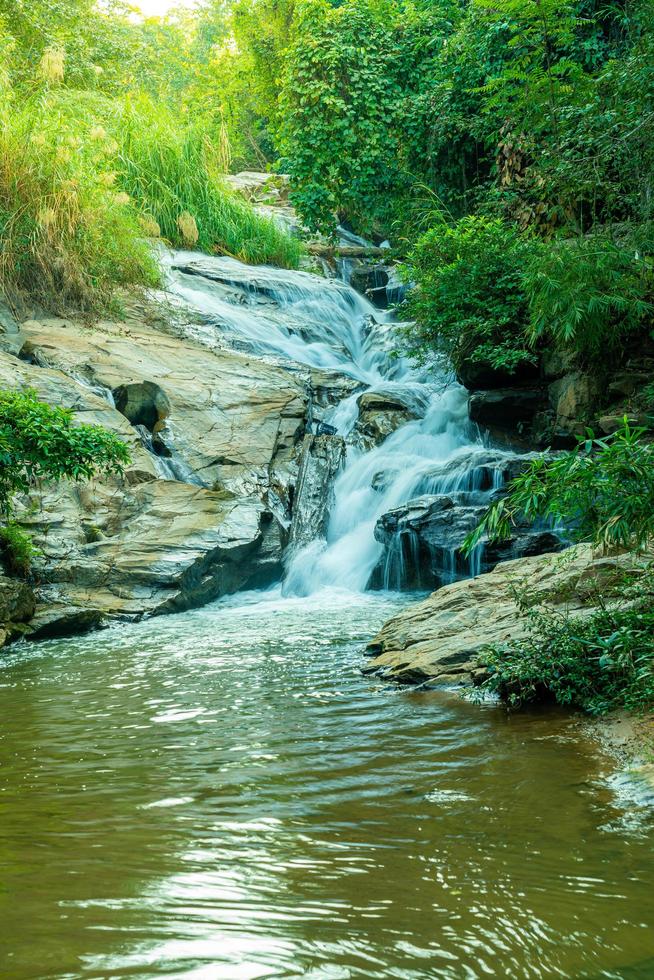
[365, 546, 653, 686]
[373, 493, 561, 589]
[468, 388, 549, 446]
[0, 305, 308, 632]
[287, 434, 346, 553]
[370, 447, 561, 590]
[548, 372, 602, 432]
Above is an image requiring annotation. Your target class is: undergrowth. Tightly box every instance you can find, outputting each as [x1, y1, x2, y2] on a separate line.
[480, 595, 654, 716]
[0, 521, 38, 578]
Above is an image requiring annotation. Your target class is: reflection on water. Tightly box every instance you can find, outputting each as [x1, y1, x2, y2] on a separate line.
[1, 588, 653, 979]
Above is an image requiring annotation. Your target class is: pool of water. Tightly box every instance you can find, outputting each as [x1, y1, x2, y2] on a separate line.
[1, 588, 653, 979]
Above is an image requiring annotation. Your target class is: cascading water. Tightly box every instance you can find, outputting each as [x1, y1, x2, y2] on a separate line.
[163, 250, 522, 594]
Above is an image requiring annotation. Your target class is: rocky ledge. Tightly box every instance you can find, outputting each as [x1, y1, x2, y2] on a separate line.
[0, 298, 348, 642]
[364, 545, 654, 686]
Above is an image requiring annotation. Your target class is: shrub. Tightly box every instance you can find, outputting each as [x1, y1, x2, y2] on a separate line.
[400, 216, 542, 375]
[464, 419, 654, 556]
[481, 597, 654, 715]
[0, 388, 130, 517]
[526, 229, 654, 361]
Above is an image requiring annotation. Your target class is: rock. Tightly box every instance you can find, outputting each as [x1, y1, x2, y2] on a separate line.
[287, 434, 346, 553]
[0, 295, 24, 356]
[27, 604, 105, 640]
[468, 388, 548, 445]
[353, 386, 427, 450]
[0, 575, 36, 646]
[541, 348, 577, 380]
[597, 413, 643, 435]
[224, 171, 290, 203]
[0, 308, 308, 630]
[457, 358, 539, 391]
[607, 371, 651, 400]
[364, 545, 653, 686]
[549, 372, 602, 432]
[372, 492, 561, 590]
[349, 264, 389, 299]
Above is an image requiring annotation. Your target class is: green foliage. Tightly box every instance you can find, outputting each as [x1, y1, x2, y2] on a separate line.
[0, 522, 38, 577]
[526, 229, 654, 360]
[277, 0, 410, 234]
[401, 216, 541, 374]
[0, 388, 130, 518]
[464, 420, 654, 555]
[0, 92, 160, 312]
[116, 96, 303, 267]
[481, 590, 654, 715]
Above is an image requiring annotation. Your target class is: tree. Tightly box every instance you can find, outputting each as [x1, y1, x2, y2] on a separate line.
[276, 0, 408, 234]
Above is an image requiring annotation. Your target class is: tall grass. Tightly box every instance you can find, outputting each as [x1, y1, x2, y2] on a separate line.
[0, 94, 160, 313]
[0, 88, 302, 313]
[116, 96, 302, 268]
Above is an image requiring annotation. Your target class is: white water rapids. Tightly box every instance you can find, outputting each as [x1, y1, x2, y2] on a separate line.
[164, 251, 489, 594]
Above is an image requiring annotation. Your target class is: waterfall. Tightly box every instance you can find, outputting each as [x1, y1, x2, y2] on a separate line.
[163, 251, 520, 594]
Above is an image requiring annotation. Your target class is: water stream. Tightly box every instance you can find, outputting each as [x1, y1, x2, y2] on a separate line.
[2, 255, 654, 978]
[165, 252, 493, 592]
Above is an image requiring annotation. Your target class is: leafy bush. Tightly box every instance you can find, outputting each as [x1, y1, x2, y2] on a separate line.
[464, 420, 654, 555]
[276, 0, 409, 235]
[0, 388, 130, 517]
[401, 216, 541, 374]
[481, 598, 654, 715]
[526, 230, 654, 360]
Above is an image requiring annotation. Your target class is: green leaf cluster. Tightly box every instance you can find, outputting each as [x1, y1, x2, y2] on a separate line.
[480, 582, 654, 714]
[0, 388, 130, 517]
[400, 216, 541, 375]
[464, 420, 654, 556]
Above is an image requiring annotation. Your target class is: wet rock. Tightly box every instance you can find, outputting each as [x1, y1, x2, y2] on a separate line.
[287, 434, 346, 553]
[365, 546, 654, 686]
[468, 388, 549, 445]
[350, 264, 389, 299]
[353, 387, 427, 451]
[0, 310, 307, 631]
[372, 493, 561, 590]
[0, 296, 24, 356]
[370, 448, 562, 590]
[27, 604, 105, 640]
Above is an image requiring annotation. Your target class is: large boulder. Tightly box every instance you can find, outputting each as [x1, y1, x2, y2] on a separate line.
[0, 307, 308, 629]
[353, 386, 428, 451]
[373, 493, 560, 590]
[365, 546, 653, 686]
